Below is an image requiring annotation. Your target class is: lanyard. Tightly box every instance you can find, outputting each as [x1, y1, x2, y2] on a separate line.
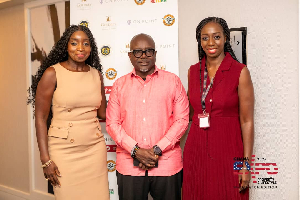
[201, 65, 214, 112]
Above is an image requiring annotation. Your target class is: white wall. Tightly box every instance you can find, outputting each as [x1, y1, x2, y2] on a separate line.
[178, 0, 299, 199]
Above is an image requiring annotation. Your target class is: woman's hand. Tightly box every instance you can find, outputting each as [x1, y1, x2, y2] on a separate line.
[238, 169, 251, 192]
[43, 161, 61, 187]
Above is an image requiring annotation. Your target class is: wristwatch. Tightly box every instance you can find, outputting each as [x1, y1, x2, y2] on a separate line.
[153, 145, 162, 156]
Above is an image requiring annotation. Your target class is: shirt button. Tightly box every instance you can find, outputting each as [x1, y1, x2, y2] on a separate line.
[70, 139, 74, 143]
[69, 123, 73, 127]
[210, 99, 212, 102]
[143, 118, 146, 121]
[67, 108, 72, 112]
[143, 99, 145, 103]
[144, 138, 146, 141]
[144, 84, 146, 87]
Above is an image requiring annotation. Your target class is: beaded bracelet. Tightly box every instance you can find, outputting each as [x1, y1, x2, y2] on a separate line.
[131, 145, 140, 158]
[42, 160, 53, 168]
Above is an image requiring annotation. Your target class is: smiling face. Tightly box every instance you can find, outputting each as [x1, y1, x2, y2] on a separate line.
[67, 30, 91, 63]
[200, 22, 226, 60]
[128, 34, 156, 78]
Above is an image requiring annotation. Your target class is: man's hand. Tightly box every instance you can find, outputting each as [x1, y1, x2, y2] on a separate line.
[135, 148, 158, 168]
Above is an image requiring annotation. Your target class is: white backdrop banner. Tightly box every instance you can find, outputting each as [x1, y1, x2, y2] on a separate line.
[70, 0, 178, 199]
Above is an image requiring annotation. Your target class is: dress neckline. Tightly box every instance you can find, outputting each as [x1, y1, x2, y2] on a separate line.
[58, 62, 91, 73]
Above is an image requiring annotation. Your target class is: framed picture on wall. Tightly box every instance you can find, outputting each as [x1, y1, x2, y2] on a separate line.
[230, 27, 247, 65]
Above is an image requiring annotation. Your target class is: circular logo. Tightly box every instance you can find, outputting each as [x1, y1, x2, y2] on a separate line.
[101, 46, 110, 56]
[162, 14, 175, 26]
[107, 160, 116, 172]
[134, 0, 146, 5]
[105, 68, 117, 80]
[79, 20, 89, 27]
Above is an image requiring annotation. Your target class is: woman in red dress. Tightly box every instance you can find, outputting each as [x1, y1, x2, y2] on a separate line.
[183, 17, 254, 200]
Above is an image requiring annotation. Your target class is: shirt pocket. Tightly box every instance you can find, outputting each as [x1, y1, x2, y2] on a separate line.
[48, 126, 69, 139]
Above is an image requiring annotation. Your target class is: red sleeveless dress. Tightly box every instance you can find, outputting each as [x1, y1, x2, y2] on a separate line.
[182, 53, 249, 200]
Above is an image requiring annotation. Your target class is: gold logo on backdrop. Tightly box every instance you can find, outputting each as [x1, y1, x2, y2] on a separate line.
[160, 65, 166, 70]
[79, 20, 89, 27]
[134, 0, 146, 5]
[106, 16, 111, 22]
[151, 0, 167, 2]
[126, 44, 130, 48]
[105, 68, 117, 80]
[107, 160, 116, 172]
[101, 46, 111, 56]
[162, 14, 175, 26]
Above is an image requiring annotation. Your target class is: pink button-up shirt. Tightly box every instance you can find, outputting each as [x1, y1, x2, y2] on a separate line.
[106, 66, 189, 176]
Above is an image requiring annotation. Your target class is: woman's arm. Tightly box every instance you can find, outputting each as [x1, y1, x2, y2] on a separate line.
[238, 66, 255, 191]
[97, 71, 107, 120]
[35, 67, 61, 186]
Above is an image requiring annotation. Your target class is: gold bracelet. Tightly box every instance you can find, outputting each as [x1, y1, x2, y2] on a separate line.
[42, 160, 52, 168]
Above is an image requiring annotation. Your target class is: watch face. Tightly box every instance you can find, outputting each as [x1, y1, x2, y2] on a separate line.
[154, 146, 162, 155]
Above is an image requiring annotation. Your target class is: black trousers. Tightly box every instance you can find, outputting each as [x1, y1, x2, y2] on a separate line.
[116, 170, 183, 200]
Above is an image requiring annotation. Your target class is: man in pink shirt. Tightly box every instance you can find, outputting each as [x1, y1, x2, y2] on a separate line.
[106, 33, 189, 200]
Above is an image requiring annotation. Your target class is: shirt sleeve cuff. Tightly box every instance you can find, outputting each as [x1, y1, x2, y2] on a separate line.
[156, 137, 171, 152]
[123, 137, 138, 154]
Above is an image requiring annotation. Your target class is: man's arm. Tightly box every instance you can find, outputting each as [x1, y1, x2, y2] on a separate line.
[106, 80, 137, 153]
[156, 76, 189, 152]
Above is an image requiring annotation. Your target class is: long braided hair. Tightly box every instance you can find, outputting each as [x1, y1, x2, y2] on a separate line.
[195, 17, 238, 94]
[27, 25, 102, 127]
[196, 17, 238, 62]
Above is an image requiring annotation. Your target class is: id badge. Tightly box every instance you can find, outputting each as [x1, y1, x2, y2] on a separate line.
[198, 113, 210, 128]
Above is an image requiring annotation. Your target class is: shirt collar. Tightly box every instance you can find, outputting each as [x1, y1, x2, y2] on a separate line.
[131, 65, 159, 77]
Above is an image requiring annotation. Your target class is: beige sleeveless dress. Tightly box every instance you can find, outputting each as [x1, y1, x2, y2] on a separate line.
[48, 63, 109, 200]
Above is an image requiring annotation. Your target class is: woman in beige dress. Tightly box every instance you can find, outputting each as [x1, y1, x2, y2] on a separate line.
[28, 25, 109, 200]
